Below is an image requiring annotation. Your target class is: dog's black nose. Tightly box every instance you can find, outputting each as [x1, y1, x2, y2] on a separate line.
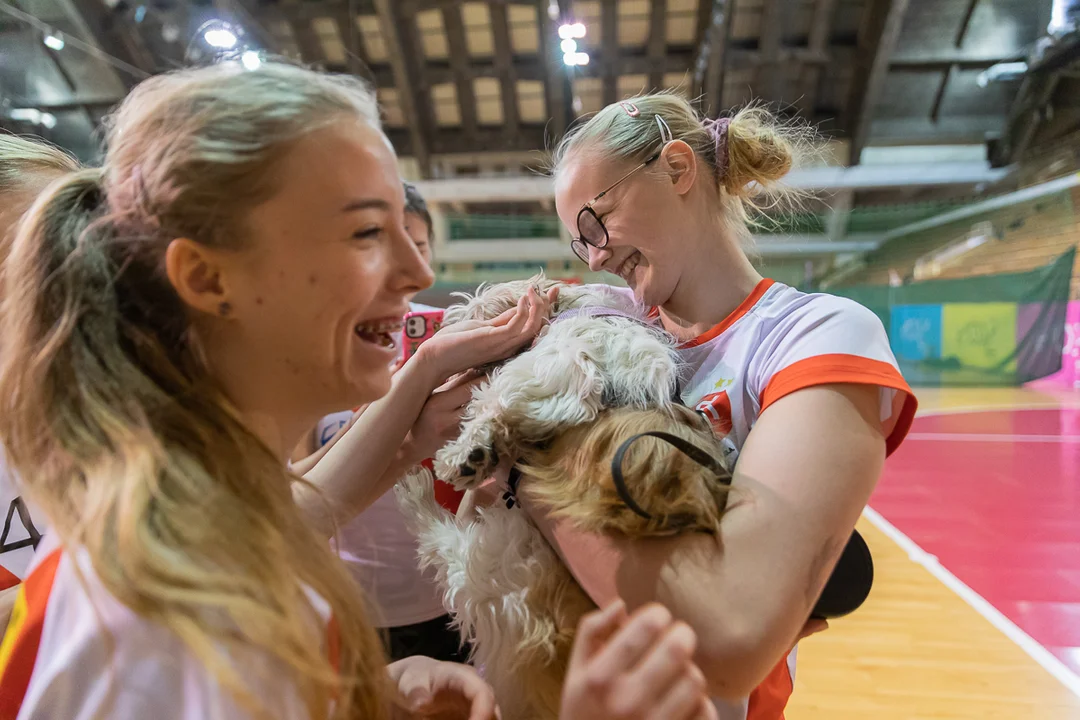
[468, 448, 486, 463]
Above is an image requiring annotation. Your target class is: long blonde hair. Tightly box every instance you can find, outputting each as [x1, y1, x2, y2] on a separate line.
[0, 134, 80, 261]
[0, 134, 79, 193]
[552, 93, 820, 247]
[0, 63, 392, 719]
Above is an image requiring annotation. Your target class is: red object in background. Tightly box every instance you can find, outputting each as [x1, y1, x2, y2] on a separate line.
[421, 457, 464, 514]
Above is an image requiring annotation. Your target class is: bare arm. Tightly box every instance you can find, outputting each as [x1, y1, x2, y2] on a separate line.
[295, 353, 443, 537]
[296, 287, 555, 538]
[533, 383, 886, 700]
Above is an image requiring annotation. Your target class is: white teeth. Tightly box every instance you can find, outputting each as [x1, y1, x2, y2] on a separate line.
[356, 320, 403, 334]
[355, 319, 401, 349]
[618, 253, 640, 279]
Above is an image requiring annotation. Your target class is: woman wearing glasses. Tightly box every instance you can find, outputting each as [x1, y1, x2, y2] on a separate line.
[519, 95, 917, 719]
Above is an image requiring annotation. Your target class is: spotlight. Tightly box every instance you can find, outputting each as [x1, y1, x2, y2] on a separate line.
[40, 113, 57, 129]
[43, 33, 65, 51]
[204, 27, 238, 49]
[558, 24, 573, 39]
[575, 51, 589, 65]
[241, 50, 262, 70]
[560, 38, 577, 53]
[571, 23, 587, 38]
[10, 108, 42, 123]
[563, 51, 589, 66]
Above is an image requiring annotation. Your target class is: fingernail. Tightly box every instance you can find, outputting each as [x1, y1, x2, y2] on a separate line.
[642, 603, 673, 627]
[668, 622, 696, 651]
[601, 599, 625, 620]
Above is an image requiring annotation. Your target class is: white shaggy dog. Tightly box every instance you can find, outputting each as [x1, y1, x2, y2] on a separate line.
[431, 276, 682, 487]
[396, 275, 731, 720]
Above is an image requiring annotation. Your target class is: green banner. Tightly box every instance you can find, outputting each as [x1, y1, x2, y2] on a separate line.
[828, 249, 1074, 386]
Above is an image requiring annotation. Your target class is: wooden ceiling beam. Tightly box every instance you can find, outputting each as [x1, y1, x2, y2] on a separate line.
[289, 16, 326, 65]
[538, 0, 568, 141]
[953, 0, 980, 49]
[373, 0, 432, 175]
[279, 1, 376, 21]
[490, 2, 521, 132]
[63, 0, 154, 87]
[403, 0, 536, 11]
[442, 4, 479, 140]
[647, 0, 668, 90]
[699, 0, 733, 117]
[798, 0, 837, 115]
[333, 3, 372, 78]
[757, 0, 784, 102]
[846, 0, 911, 165]
[602, 0, 618, 105]
[889, 54, 1025, 71]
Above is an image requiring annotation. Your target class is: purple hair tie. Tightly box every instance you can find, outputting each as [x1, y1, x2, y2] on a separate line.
[702, 117, 731, 180]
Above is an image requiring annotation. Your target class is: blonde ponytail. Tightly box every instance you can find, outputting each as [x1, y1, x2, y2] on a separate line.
[0, 63, 393, 719]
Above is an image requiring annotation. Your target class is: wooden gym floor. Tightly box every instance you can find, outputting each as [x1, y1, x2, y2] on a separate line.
[787, 387, 1080, 720]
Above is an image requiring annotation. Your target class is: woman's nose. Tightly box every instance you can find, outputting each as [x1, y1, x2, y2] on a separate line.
[587, 244, 612, 273]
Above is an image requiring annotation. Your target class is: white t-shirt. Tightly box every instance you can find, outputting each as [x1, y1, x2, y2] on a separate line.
[538, 279, 916, 720]
[0, 534, 328, 719]
[325, 301, 448, 628]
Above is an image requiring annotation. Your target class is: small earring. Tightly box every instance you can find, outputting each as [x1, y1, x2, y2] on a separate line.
[218, 302, 231, 317]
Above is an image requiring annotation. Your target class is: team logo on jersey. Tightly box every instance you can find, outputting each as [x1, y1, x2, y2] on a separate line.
[696, 390, 733, 436]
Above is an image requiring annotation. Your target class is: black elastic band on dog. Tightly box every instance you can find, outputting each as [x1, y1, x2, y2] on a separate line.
[503, 466, 524, 509]
[610, 431, 729, 521]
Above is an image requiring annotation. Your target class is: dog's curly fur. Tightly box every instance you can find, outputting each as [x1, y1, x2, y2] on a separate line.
[434, 276, 682, 486]
[397, 276, 731, 720]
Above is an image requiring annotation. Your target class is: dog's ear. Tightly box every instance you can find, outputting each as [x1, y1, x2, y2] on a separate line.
[518, 408, 729, 538]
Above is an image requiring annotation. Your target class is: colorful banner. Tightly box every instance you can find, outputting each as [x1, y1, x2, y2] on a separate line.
[890, 305, 942, 362]
[941, 303, 1018, 372]
[1025, 301, 1080, 390]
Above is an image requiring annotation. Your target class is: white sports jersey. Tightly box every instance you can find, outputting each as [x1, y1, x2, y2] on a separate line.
[533, 278, 915, 720]
[0, 535, 330, 719]
[676, 279, 914, 465]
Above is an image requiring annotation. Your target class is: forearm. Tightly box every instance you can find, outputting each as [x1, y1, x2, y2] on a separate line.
[296, 352, 441, 537]
[535, 385, 886, 699]
[543, 513, 809, 700]
[608, 503, 838, 699]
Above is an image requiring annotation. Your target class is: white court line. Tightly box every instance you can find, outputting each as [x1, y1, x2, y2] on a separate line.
[906, 432, 1080, 443]
[863, 506, 1080, 698]
[864, 400, 1080, 697]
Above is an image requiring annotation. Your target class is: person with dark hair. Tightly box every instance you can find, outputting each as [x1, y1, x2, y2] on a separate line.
[403, 181, 433, 266]
[294, 180, 461, 664]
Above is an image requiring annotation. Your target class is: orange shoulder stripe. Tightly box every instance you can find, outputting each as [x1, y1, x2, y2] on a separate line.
[0, 549, 61, 719]
[760, 353, 918, 456]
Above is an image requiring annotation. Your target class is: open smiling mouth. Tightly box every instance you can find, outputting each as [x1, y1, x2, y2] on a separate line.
[355, 319, 403, 349]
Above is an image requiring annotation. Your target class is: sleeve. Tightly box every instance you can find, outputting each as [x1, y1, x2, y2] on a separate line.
[749, 296, 917, 456]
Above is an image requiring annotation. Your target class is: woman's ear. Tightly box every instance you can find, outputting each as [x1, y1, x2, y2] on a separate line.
[660, 139, 698, 197]
[164, 237, 235, 318]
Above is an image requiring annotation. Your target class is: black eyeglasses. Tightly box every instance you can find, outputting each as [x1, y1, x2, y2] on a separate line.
[571, 115, 673, 264]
